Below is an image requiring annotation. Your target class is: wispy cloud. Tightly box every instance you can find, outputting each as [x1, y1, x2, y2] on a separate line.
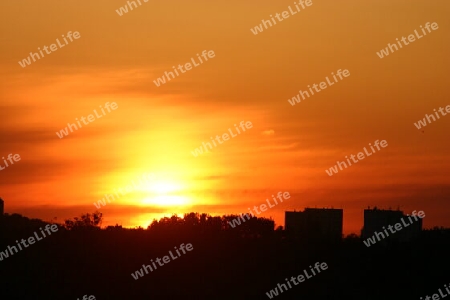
[261, 130, 274, 136]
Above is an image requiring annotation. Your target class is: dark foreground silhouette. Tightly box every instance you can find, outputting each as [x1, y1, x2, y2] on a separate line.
[0, 212, 449, 300]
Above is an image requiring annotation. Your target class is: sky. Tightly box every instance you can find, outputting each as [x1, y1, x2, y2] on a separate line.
[0, 0, 449, 234]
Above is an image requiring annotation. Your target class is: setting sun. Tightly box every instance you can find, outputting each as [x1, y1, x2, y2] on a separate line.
[145, 180, 182, 194]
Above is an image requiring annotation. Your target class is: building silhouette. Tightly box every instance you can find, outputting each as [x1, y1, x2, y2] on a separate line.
[285, 208, 343, 242]
[361, 207, 422, 243]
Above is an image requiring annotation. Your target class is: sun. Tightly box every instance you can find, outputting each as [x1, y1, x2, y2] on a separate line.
[148, 181, 180, 194]
[136, 178, 182, 194]
[136, 178, 192, 207]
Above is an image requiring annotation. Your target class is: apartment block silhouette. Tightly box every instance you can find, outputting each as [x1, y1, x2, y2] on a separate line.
[361, 207, 422, 242]
[285, 208, 343, 242]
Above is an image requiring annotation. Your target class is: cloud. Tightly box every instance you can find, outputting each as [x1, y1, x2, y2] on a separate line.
[261, 130, 274, 136]
[258, 143, 299, 151]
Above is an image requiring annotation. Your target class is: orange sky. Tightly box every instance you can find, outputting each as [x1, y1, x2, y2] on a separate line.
[0, 0, 449, 234]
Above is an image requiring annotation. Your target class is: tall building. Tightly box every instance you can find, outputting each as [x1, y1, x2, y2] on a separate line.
[0, 198, 3, 216]
[285, 208, 343, 242]
[362, 207, 422, 242]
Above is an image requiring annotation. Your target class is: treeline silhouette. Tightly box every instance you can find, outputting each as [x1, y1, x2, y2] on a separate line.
[1, 211, 450, 299]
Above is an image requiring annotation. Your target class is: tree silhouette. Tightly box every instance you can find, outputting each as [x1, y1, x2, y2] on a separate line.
[64, 211, 103, 230]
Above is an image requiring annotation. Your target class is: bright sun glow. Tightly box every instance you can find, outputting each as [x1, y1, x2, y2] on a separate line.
[150, 181, 179, 194]
[128, 175, 196, 207]
[141, 195, 190, 206]
[137, 178, 183, 194]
